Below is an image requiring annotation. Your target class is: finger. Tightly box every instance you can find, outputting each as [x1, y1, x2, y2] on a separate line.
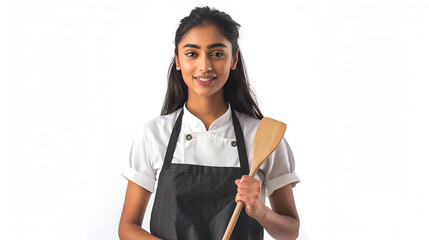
[235, 194, 249, 203]
[240, 175, 261, 184]
[236, 187, 259, 198]
[237, 182, 257, 190]
[235, 179, 240, 186]
[236, 195, 254, 207]
[240, 175, 252, 182]
[237, 181, 261, 191]
[235, 194, 243, 203]
[237, 188, 259, 196]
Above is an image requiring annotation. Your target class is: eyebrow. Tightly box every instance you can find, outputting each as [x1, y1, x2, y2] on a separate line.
[182, 43, 227, 49]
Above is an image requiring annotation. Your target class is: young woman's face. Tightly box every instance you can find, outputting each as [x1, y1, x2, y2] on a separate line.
[176, 24, 238, 99]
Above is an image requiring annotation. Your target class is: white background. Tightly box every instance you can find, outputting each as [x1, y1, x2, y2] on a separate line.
[2, 0, 429, 239]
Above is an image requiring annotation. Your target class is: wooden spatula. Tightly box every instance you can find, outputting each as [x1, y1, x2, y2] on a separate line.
[222, 117, 287, 240]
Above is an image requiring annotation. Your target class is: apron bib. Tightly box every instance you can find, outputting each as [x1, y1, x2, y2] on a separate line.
[150, 108, 264, 240]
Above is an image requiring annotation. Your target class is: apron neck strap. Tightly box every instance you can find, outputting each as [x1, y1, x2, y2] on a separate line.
[231, 109, 250, 175]
[162, 107, 250, 175]
[162, 109, 184, 170]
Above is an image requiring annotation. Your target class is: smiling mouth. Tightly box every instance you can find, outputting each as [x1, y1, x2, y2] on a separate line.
[194, 76, 217, 86]
[194, 77, 217, 81]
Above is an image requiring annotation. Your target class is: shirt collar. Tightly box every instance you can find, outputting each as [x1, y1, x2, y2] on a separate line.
[182, 102, 232, 132]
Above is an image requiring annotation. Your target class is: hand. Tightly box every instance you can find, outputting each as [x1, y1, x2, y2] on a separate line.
[235, 175, 265, 220]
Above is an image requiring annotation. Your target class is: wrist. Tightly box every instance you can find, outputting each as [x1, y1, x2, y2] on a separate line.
[252, 199, 268, 222]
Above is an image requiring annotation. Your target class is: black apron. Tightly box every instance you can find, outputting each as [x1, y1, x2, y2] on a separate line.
[150, 108, 264, 240]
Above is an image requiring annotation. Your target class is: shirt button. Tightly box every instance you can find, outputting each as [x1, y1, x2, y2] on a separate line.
[231, 141, 237, 147]
[186, 134, 192, 140]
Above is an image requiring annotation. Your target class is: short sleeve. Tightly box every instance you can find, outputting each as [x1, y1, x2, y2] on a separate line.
[121, 125, 157, 192]
[261, 137, 300, 197]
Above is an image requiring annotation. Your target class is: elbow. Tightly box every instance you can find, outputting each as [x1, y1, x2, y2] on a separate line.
[118, 220, 128, 240]
[293, 217, 300, 239]
[293, 229, 300, 240]
[286, 216, 300, 240]
[118, 222, 124, 239]
[278, 216, 299, 240]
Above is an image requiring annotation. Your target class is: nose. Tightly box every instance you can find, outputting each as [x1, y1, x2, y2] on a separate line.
[199, 54, 212, 72]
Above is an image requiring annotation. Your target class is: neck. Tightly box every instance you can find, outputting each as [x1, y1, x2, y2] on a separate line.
[186, 91, 228, 131]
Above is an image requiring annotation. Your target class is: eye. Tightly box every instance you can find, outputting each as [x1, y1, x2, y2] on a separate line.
[212, 52, 224, 57]
[185, 52, 197, 57]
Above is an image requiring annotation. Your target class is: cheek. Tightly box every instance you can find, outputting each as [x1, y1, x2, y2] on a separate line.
[179, 62, 193, 76]
[214, 60, 231, 73]
[218, 63, 231, 79]
[183, 61, 196, 71]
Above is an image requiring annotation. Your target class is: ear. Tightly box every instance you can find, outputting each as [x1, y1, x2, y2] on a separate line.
[231, 48, 239, 70]
[175, 56, 181, 71]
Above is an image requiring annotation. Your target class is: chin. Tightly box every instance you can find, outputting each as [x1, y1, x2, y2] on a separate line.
[193, 91, 217, 98]
[189, 88, 223, 98]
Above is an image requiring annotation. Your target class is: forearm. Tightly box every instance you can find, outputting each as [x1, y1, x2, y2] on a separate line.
[118, 222, 162, 240]
[255, 204, 299, 240]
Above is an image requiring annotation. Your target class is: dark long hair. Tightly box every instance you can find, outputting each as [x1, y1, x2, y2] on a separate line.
[161, 6, 263, 119]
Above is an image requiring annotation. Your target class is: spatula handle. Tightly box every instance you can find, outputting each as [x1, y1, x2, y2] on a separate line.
[222, 201, 244, 240]
[223, 170, 258, 240]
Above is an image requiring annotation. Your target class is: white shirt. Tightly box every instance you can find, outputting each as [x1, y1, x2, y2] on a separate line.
[121, 103, 300, 200]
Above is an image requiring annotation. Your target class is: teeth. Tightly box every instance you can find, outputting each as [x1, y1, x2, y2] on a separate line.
[195, 77, 215, 81]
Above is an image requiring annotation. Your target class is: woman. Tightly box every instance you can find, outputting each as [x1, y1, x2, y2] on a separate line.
[119, 6, 300, 240]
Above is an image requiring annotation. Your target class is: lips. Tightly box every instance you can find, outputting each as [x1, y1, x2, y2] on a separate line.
[194, 75, 217, 86]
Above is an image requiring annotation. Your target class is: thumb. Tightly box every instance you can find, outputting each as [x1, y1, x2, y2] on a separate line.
[235, 179, 240, 186]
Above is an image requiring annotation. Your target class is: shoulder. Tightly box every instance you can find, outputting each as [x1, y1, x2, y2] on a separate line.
[136, 108, 183, 140]
[232, 110, 262, 142]
[233, 110, 261, 131]
[144, 108, 182, 129]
